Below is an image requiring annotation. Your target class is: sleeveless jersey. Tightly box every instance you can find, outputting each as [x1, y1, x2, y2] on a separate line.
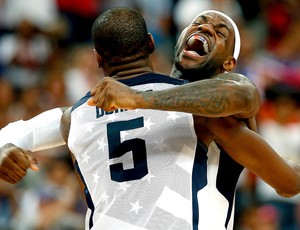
[68, 73, 243, 230]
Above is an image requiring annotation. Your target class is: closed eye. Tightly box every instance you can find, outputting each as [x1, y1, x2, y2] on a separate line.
[216, 31, 225, 37]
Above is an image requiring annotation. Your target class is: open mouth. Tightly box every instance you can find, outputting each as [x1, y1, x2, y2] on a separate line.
[186, 34, 209, 56]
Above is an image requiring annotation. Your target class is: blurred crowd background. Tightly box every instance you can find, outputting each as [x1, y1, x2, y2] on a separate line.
[0, 0, 300, 229]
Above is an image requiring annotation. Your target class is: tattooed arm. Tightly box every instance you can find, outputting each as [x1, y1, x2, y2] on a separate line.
[88, 73, 260, 119]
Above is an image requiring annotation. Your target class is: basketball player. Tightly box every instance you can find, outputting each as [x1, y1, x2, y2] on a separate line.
[0, 7, 299, 230]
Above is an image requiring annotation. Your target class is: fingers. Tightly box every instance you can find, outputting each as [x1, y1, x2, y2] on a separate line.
[0, 145, 37, 183]
[87, 98, 96, 106]
[28, 155, 39, 172]
[0, 155, 28, 183]
[88, 78, 117, 111]
[3, 147, 30, 170]
[88, 78, 108, 108]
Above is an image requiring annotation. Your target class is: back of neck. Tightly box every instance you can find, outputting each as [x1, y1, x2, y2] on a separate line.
[104, 58, 154, 80]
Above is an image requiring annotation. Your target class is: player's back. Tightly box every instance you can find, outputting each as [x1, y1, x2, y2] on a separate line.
[69, 73, 200, 229]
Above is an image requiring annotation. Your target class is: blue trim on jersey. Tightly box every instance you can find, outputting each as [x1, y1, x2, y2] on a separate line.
[192, 141, 208, 230]
[216, 146, 244, 228]
[118, 72, 188, 86]
[74, 160, 95, 229]
[72, 92, 92, 112]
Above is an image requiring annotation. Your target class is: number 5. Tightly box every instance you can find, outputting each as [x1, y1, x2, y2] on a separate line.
[107, 117, 148, 182]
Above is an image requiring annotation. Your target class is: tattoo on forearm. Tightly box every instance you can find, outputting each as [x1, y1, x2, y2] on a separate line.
[143, 82, 230, 116]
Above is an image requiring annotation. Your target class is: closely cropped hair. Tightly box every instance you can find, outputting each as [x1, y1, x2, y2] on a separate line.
[92, 7, 152, 66]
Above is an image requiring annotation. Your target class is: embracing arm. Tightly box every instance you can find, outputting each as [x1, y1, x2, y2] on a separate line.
[207, 116, 300, 197]
[89, 73, 260, 119]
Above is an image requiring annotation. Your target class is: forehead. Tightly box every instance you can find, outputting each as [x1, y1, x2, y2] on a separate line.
[193, 12, 234, 31]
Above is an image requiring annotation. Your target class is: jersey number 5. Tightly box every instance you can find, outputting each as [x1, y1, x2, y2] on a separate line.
[107, 117, 148, 182]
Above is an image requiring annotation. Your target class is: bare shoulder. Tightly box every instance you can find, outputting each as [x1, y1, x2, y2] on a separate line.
[214, 72, 254, 85]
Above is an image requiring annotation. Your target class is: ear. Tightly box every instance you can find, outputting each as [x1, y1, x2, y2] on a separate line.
[94, 49, 103, 68]
[223, 56, 236, 72]
[148, 33, 155, 54]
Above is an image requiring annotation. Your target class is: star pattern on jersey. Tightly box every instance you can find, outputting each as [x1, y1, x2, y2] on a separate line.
[118, 182, 131, 192]
[167, 112, 180, 122]
[82, 151, 91, 164]
[100, 191, 109, 204]
[153, 139, 168, 153]
[93, 171, 100, 184]
[142, 171, 155, 183]
[130, 200, 143, 214]
[76, 109, 85, 119]
[106, 113, 119, 122]
[97, 138, 107, 152]
[85, 123, 95, 134]
[144, 118, 155, 130]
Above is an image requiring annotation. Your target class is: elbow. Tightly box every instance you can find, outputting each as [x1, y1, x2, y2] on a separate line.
[244, 88, 261, 115]
[277, 191, 298, 198]
[235, 84, 261, 117]
[276, 180, 300, 198]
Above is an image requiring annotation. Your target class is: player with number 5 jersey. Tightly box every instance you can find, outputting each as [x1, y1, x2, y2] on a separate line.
[69, 73, 200, 229]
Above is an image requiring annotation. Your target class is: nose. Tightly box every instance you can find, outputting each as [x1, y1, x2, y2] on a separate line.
[197, 24, 214, 36]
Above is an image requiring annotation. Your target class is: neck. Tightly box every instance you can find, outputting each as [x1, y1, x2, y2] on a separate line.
[170, 64, 221, 82]
[104, 58, 154, 80]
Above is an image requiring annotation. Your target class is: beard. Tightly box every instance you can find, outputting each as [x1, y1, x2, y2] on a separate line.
[175, 58, 221, 83]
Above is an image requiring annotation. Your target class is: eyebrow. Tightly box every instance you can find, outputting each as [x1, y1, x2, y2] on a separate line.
[197, 15, 230, 32]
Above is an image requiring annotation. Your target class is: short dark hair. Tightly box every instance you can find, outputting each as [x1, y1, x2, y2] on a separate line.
[92, 7, 152, 66]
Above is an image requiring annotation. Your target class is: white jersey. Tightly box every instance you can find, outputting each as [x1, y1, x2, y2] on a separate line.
[68, 73, 243, 230]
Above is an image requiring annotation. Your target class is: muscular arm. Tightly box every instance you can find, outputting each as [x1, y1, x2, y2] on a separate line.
[89, 73, 260, 119]
[207, 116, 300, 197]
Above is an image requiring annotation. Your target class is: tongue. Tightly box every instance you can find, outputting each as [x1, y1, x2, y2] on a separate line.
[187, 35, 206, 56]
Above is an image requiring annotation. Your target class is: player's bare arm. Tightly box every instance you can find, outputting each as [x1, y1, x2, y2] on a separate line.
[206, 116, 300, 197]
[88, 73, 260, 119]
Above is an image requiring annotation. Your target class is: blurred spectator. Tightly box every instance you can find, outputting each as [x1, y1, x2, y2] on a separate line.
[235, 205, 280, 230]
[1, 0, 60, 33]
[11, 154, 86, 230]
[256, 83, 300, 230]
[262, 0, 300, 59]
[63, 45, 101, 103]
[0, 19, 53, 93]
[0, 79, 15, 127]
[0, 181, 17, 230]
[55, 0, 100, 45]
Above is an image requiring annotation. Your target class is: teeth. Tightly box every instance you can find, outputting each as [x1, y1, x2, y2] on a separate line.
[198, 36, 208, 54]
[203, 42, 208, 54]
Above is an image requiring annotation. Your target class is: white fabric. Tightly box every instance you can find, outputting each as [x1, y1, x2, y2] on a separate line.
[0, 108, 65, 151]
[69, 78, 198, 229]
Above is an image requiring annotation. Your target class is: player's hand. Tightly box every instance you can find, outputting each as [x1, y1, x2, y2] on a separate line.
[0, 143, 39, 184]
[87, 77, 140, 111]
